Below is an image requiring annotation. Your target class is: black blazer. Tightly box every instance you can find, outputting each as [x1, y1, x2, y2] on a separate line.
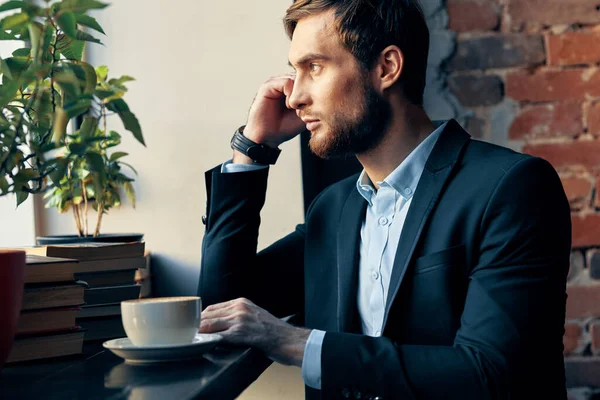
[199, 119, 571, 400]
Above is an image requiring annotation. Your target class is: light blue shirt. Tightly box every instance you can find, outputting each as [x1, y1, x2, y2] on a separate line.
[221, 122, 446, 390]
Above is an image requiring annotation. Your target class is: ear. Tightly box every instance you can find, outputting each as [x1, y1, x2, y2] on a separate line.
[375, 45, 404, 91]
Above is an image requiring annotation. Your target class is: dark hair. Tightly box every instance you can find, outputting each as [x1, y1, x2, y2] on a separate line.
[284, 0, 430, 106]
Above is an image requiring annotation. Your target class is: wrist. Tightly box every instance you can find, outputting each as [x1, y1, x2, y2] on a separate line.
[230, 125, 281, 165]
[274, 327, 311, 367]
[243, 124, 280, 149]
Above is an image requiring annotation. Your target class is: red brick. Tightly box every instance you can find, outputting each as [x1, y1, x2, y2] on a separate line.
[509, 102, 583, 140]
[447, 0, 499, 33]
[565, 357, 600, 388]
[523, 141, 600, 170]
[564, 323, 584, 355]
[506, 69, 600, 103]
[592, 321, 600, 354]
[451, 35, 545, 71]
[572, 214, 600, 248]
[548, 31, 600, 66]
[561, 176, 592, 210]
[508, 0, 600, 26]
[567, 283, 600, 318]
[588, 102, 600, 136]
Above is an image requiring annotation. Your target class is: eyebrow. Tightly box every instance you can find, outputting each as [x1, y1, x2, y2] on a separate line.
[288, 53, 331, 68]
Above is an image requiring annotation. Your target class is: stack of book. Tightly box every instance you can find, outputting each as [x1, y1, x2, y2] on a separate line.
[7, 255, 86, 363]
[21, 242, 147, 343]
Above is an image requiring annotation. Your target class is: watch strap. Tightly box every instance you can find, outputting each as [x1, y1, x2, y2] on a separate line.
[230, 126, 281, 165]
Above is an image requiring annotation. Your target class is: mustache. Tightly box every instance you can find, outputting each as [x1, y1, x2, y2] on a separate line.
[296, 110, 320, 120]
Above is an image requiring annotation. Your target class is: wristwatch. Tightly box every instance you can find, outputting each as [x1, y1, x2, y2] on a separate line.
[230, 125, 281, 165]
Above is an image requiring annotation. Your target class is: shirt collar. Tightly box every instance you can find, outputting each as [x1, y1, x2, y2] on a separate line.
[356, 121, 447, 206]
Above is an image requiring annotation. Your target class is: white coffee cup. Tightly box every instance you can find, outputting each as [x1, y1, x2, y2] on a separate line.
[121, 296, 202, 346]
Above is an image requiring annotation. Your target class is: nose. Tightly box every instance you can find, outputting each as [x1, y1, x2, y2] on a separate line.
[288, 75, 310, 110]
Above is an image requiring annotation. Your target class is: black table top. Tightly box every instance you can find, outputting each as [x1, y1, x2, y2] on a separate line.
[0, 342, 273, 400]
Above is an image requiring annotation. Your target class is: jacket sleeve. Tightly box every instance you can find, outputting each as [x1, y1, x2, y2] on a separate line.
[319, 157, 571, 399]
[198, 165, 306, 319]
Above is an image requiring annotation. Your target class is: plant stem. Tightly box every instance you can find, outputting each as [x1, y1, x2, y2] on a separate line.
[82, 179, 89, 237]
[94, 201, 104, 237]
[73, 202, 83, 237]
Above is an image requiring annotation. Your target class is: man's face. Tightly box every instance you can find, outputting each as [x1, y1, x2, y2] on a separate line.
[288, 10, 391, 159]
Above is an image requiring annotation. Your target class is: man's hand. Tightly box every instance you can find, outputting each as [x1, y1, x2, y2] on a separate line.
[199, 297, 310, 367]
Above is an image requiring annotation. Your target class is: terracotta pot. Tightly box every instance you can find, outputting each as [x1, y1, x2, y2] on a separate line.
[0, 250, 25, 369]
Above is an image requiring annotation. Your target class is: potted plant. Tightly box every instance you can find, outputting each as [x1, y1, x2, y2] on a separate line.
[37, 66, 145, 245]
[0, 0, 145, 244]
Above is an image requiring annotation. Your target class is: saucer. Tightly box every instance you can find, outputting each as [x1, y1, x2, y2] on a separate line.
[103, 333, 222, 365]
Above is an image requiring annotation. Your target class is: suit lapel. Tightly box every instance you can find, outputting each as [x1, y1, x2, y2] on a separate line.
[336, 189, 368, 333]
[382, 120, 471, 330]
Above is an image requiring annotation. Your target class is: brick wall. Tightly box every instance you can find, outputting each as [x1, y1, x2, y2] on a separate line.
[445, 0, 600, 398]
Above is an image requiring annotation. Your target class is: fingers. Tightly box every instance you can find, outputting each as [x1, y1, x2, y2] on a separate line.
[283, 78, 294, 109]
[199, 316, 234, 333]
[261, 75, 296, 101]
[202, 298, 254, 320]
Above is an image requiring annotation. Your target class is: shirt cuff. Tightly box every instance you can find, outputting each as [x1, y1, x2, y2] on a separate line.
[221, 159, 268, 173]
[302, 329, 326, 390]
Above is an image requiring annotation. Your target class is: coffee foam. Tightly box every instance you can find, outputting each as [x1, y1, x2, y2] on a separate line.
[122, 296, 200, 304]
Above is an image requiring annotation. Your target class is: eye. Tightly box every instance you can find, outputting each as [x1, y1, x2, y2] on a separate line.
[309, 63, 321, 72]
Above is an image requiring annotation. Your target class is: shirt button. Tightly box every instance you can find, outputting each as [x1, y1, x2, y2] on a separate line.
[375, 330, 382, 336]
[378, 216, 388, 226]
[405, 187, 413, 195]
[371, 270, 379, 280]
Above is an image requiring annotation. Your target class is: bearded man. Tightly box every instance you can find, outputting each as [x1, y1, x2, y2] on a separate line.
[198, 1, 571, 399]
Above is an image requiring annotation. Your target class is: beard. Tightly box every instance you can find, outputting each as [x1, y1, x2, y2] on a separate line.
[308, 80, 392, 160]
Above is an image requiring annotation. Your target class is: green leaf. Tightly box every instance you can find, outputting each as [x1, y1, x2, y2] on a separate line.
[56, 11, 77, 38]
[60, 38, 84, 61]
[95, 65, 108, 81]
[123, 180, 135, 208]
[85, 151, 104, 173]
[1, 56, 13, 79]
[105, 98, 129, 113]
[79, 116, 97, 139]
[63, 97, 91, 118]
[75, 14, 104, 34]
[0, 176, 8, 194]
[0, 30, 16, 40]
[109, 151, 128, 162]
[26, 22, 42, 62]
[11, 47, 29, 57]
[75, 29, 102, 44]
[68, 142, 88, 155]
[1, 12, 28, 30]
[4, 56, 29, 78]
[49, 158, 69, 185]
[52, 107, 68, 144]
[119, 111, 144, 146]
[0, 79, 20, 108]
[108, 75, 135, 88]
[60, 0, 109, 12]
[15, 168, 38, 180]
[119, 162, 137, 175]
[0, 1, 27, 12]
[16, 187, 28, 206]
[94, 88, 114, 99]
[79, 61, 96, 93]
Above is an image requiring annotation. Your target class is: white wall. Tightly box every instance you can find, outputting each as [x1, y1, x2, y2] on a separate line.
[36, 1, 305, 398]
